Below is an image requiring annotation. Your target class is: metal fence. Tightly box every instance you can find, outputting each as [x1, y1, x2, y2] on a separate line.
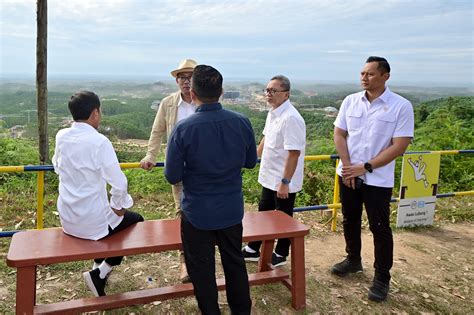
[0, 150, 473, 237]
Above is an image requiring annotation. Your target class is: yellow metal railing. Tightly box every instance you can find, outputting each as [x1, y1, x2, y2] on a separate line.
[0, 150, 472, 234]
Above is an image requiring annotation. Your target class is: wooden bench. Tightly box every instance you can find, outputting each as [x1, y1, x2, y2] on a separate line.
[7, 211, 309, 314]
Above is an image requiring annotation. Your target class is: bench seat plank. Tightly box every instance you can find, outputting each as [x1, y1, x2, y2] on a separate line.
[7, 211, 309, 267]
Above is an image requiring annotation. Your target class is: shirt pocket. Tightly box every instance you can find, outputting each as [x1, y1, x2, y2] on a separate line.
[372, 113, 396, 136]
[346, 108, 363, 132]
[265, 119, 282, 148]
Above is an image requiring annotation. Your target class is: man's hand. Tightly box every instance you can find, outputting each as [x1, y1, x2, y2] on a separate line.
[277, 183, 289, 199]
[341, 163, 366, 179]
[140, 161, 155, 171]
[112, 208, 126, 216]
[341, 163, 366, 189]
[342, 177, 356, 189]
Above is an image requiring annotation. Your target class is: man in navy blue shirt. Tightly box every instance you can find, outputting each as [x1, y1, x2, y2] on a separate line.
[165, 65, 256, 314]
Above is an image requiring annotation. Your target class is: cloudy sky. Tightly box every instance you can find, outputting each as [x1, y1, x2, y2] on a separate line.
[0, 0, 473, 85]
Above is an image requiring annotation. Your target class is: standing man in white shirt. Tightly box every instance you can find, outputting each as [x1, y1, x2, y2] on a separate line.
[242, 75, 306, 268]
[330, 56, 414, 302]
[140, 58, 197, 282]
[53, 91, 144, 297]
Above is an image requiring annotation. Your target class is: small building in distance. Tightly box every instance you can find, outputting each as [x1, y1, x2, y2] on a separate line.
[223, 91, 240, 100]
[151, 100, 161, 111]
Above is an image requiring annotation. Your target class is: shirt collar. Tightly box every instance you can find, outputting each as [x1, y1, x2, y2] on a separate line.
[71, 121, 98, 132]
[270, 99, 291, 117]
[360, 86, 391, 104]
[196, 102, 222, 112]
[178, 94, 193, 107]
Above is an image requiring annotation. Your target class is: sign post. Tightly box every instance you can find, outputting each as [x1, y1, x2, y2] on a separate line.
[397, 153, 441, 227]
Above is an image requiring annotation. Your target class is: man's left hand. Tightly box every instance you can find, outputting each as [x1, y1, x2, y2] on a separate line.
[277, 183, 289, 199]
[341, 163, 366, 179]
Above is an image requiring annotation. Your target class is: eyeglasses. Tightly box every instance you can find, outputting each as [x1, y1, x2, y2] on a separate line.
[263, 88, 288, 95]
[177, 75, 192, 82]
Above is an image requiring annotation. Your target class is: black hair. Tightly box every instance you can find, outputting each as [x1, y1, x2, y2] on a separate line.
[68, 91, 101, 121]
[366, 56, 391, 74]
[270, 75, 291, 91]
[191, 65, 223, 103]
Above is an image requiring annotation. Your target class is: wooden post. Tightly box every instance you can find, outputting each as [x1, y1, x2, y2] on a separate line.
[37, 0, 48, 164]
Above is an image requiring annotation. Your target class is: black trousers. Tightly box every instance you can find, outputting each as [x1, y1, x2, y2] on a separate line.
[339, 176, 393, 283]
[247, 186, 296, 257]
[94, 210, 144, 266]
[181, 215, 251, 315]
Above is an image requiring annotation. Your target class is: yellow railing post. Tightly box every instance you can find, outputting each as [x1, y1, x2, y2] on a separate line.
[36, 171, 45, 229]
[331, 159, 340, 232]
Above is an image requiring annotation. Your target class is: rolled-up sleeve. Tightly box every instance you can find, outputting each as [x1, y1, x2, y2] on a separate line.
[99, 140, 133, 210]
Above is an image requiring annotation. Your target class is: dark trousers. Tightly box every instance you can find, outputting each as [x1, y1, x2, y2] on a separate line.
[181, 215, 251, 315]
[94, 210, 144, 266]
[339, 176, 393, 283]
[247, 186, 296, 257]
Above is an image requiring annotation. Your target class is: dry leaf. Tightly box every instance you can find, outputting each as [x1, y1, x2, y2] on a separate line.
[14, 219, 24, 230]
[133, 271, 143, 277]
[45, 276, 59, 281]
[452, 292, 466, 300]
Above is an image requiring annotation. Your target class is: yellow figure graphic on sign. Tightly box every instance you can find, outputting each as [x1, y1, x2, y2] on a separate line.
[407, 156, 428, 188]
[399, 153, 440, 199]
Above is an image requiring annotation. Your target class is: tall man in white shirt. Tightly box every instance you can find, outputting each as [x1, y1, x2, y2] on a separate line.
[331, 57, 414, 302]
[53, 91, 144, 297]
[242, 75, 306, 268]
[140, 58, 197, 282]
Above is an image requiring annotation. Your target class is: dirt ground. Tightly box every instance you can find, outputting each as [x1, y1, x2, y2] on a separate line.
[302, 220, 473, 313]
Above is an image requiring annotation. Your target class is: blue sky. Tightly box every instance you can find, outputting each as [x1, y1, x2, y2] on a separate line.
[0, 0, 473, 85]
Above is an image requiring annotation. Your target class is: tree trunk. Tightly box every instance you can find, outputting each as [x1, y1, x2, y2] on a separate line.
[37, 0, 48, 164]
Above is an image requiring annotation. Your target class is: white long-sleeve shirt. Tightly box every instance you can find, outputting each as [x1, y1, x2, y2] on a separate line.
[52, 122, 133, 240]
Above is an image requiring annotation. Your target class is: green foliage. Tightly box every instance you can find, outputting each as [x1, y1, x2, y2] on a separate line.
[411, 96, 474, 192]
[0, 94, 472, 230]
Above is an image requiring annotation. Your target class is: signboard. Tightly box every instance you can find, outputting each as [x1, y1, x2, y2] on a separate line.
[396, 153, 441, 227]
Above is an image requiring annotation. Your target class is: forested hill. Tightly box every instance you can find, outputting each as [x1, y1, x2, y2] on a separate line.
[412, 96, 473, 150]
[0, 87, 472, 152]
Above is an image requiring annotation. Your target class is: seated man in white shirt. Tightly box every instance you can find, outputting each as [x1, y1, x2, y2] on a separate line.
[52, 91, 144, 297]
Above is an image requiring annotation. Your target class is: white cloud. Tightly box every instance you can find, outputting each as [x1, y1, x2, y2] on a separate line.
[1, 0, 472, 84]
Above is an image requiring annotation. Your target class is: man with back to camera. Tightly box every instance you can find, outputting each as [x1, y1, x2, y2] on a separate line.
[52, 91, 144, 297]
[241, 75, 306, 268]
[165, 65, 256, 314]
[140, 58, 197, 282]
[331, 56, 414, 302]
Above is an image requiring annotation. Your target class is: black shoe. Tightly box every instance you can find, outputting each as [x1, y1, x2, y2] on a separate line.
[330, 258, 363, 277]
[83, 268, 106, 296]
[242, 247, 260, 262]
[368, 279, 390, 302]
[271, 253, 287, 268]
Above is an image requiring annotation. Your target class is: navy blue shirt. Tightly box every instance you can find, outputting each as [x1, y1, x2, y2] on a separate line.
[165, 103, 257, 230]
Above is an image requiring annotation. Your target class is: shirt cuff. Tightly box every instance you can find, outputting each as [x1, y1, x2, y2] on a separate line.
[110, 194, 134, 210]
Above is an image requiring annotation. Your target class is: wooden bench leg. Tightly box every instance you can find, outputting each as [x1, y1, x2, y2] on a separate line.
[290, 236, 306, 310]
[258, 239, 275, 272]
[16, 266, 36, 315]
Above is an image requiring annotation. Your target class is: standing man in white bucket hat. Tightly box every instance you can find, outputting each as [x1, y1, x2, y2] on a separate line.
[140, 58, 197, 283]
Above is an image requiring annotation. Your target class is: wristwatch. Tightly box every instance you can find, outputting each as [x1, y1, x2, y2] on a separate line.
[281, 178, 291, 185]
[364, 162, 373, 173]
